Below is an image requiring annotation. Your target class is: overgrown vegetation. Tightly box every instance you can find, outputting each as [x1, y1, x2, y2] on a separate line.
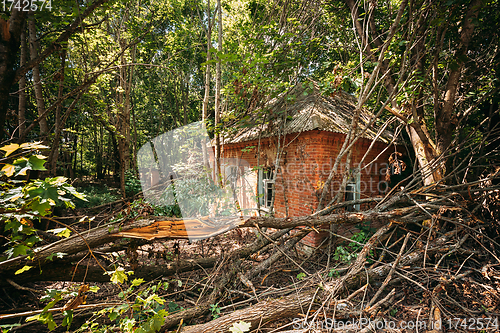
[0, 0, 498, 332]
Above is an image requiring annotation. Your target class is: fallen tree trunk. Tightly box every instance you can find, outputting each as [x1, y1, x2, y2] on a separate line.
[0, 205, 424, 273]
[182, 290, 315, 333]
[0, 227, 292, 286]
[0, 257, 219, 286]
[0, 218, 156, 271]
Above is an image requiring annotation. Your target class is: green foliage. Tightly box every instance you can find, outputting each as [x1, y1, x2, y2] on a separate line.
[332, 223, 375, 264]
[77, 277, 170, 333]
[125, 170, 142, 197]
[74, 184, 120, 208]
[0, 324, 21, 333]
[210, 303, 221, 319]
[108, 267, 131, 284]
[27, 284, 100, 331]
[152, 204, 181, 217]
[0, 143, 85, 263]
[328, 269, 340, 278]
[390, 308, 398, 317]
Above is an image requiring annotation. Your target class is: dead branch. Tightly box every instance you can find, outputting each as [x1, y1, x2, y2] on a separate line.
[176, 228, 456, 332]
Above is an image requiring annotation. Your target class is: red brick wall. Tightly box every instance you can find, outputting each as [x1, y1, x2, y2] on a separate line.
[221, 130, 398, 248]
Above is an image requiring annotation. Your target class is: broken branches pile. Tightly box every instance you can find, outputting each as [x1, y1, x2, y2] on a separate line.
[0, 168, 499, 333]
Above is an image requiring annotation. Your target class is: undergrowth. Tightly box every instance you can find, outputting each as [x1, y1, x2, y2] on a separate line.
[75, 184, 120, 208]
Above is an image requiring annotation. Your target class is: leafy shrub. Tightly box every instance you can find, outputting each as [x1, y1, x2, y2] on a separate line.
[153, 204, 181, 217]
[74, 184, 120, 208]
[0, 142, 84, 267]
[333, 223, 376, 264]
[125, 170, 142, 196]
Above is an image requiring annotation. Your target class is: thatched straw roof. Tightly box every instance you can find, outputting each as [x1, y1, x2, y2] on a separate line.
[225, 81, 395, 144]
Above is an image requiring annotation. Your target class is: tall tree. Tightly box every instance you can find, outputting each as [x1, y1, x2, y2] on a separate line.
[201, 0, 212, 167]
[340, 0, 495, 185]
[28, 14, 49, 137]
[215, 0, 223, 185]
[17, 24, 28, 138]
[0, 0, 109, 140]
[0, 8, 28, 140]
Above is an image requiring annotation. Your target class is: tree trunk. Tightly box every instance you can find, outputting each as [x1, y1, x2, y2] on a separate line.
[183, 72, 189, 125]
[117, 41, 135, 197]
[17, 24, 27, 139]
[214, 0, 223, 186]
[28, 15, 49, 137]
[201, 0, 212, 167]
[407, 125, 439, 186]
[434, 0, 481, 165]
[0, 10, 27, 140]
[184, 292, 314, 333]
[48, 50, 66, 175]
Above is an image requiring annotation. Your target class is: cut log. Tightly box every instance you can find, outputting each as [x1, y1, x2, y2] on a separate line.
[181, 291, 315, 333]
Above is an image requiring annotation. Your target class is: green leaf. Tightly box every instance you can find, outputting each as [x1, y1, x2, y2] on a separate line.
[108, 267, 128, 284]
[0, 324, 21, 332]
[11, 244, 30, 258]
[27, 155, 47, 171]
[119, 318, 136, 332]
[62, 310, 73, 328]
[30, 200, 52, 216]
[26, 314, 41, 322]
[27, 312, 57, 331]
[56, 228, 71, 238]
[15, 265, 33, 275]
[88, 286, 100, 293]
[145, 294, 165, 305]
[109, 310, 119, 321]
[131, 278, 145, 287]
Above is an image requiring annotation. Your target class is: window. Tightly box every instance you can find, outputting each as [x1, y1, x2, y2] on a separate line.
[345, 172, 360, 211]
[258, 168, 274, 208]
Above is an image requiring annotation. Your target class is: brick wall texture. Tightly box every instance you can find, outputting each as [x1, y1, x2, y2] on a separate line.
[221, 130, 397, 248]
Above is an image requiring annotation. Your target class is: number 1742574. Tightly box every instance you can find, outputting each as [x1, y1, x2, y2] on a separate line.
[2, 0, 52, 12]
[448, 317, 499, 330]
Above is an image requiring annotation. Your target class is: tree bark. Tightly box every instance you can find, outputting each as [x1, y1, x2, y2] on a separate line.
[344, 0, 482, 185]
[435, 0, 481, 157]
[214, 0, 222, 185]
[201, 0, 212, 167]
[183, 291, 314, 333]
[48, 49, 67, 175]
[28, 15, 49, 137]
[116, 37, 136, 197]
[17, 24, 27, 139]
[0, 256, 219, 287]
[0, 9, 27, 139]
[0, 205, 422, 272]
[180, 229, 454, 333]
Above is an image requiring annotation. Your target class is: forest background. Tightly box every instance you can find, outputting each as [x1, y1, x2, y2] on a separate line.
[0, 0, 499, 332]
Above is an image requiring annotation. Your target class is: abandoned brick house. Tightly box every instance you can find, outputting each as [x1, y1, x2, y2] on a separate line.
[218, 82, 400, 248]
